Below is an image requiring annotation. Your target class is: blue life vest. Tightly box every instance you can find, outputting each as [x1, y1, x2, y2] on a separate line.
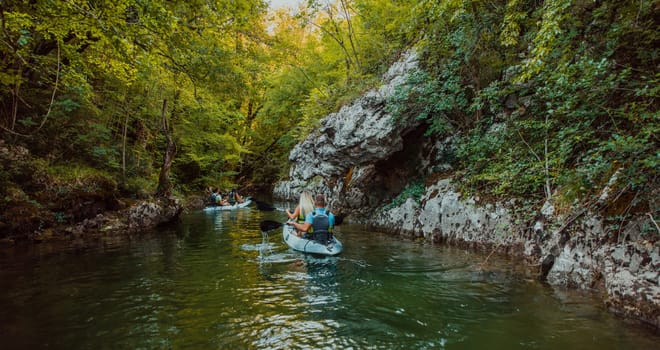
[310, 209, 332, 243]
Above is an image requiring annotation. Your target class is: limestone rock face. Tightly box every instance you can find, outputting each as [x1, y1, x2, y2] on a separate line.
[273, 51, 420, 208]
[370, 179, 514, 247]
[543, 221, 660, 328]
[65, 197, 183, 236]
[370, 179, 659, 328]
[126, 197, 183, 231]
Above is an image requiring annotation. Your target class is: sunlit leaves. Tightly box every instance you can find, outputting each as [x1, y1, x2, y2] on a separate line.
[0, 0, 271, 193]
[3, 0, 654, 213]
[500, 0, 526, 47]
[517, 0, 572, 82]
[400, 0, 657, 216]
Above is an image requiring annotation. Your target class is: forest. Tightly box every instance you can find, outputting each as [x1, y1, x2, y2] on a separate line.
[0, 0, 657, 240]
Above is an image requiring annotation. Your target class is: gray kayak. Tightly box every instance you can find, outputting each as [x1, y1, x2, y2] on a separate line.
[203, 199, 252, 212]
[282, 223, 343, 256]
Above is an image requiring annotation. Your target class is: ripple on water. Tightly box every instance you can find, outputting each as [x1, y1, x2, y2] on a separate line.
[2, 213, 660, 350]
[240, 242, 277, 252]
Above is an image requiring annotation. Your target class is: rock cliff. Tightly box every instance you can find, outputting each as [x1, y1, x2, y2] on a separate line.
[273, 51, 660, 328]
[274, 51, 423, 213]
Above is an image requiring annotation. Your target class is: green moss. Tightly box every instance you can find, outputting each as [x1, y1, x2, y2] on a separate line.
[384, 180, 425, 211]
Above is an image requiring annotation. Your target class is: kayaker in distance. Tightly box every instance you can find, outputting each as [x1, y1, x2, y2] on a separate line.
[228, 188, 244, 204]
[210, 188, 229, 206]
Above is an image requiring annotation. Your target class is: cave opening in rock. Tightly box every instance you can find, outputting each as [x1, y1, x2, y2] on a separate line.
[373, 124, 430, 204]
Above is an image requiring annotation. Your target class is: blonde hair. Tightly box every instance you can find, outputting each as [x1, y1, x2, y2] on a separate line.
[299, 190, 314, 219]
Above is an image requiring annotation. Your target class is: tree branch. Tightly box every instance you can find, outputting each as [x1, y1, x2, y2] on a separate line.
[35, 41, 61, 132]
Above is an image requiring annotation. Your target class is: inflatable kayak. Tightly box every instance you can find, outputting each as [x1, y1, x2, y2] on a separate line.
[282, 223, 343, 256]
[203, 198, 252, 211]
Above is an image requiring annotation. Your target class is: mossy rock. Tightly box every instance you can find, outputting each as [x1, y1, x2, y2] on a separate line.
[40, 173, 121, 223]
[0, 199, 54, 239]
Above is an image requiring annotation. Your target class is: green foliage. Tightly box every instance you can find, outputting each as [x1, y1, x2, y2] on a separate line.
[174, 125, 244, 190]
[118, 176, 156, 199]
[240, 0, 419, 187]
[47, 164, 118, 192]
[499, 0, 526, 47]
[53, 211, 66, 223]
[0, 0, 270, 197]
[383, 179, 425, 211]
[0, 0, 655, 229]
[388, 64, 469, 137]
[410, 0, 659, 221]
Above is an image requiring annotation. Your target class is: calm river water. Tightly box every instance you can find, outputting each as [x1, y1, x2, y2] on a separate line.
[1, 205, 658, 349]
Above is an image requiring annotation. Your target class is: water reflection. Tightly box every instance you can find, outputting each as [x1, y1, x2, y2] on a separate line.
[0, 210, 658, 350]
[241, 253, 345, 349]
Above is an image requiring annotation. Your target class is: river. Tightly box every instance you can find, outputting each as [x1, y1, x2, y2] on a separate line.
[0, 205, 658, 349]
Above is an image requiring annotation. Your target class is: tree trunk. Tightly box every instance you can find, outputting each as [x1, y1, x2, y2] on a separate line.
[121, 97, 130, 176]
[156, 99, 176, 197]
[339, 0, 361, 71]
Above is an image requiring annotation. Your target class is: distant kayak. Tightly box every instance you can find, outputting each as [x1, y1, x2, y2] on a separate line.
[203, 198, 252, 211]
[282, 222, 343, 256]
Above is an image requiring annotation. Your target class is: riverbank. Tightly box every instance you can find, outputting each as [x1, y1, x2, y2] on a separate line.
[276, 177, 659, 330]
[0, 195, 183, 246]
[362, 178, 659, 329]
[0, 141, 184, 244]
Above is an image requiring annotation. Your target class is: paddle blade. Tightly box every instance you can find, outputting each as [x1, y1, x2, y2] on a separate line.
[260, 220, 283, 232]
